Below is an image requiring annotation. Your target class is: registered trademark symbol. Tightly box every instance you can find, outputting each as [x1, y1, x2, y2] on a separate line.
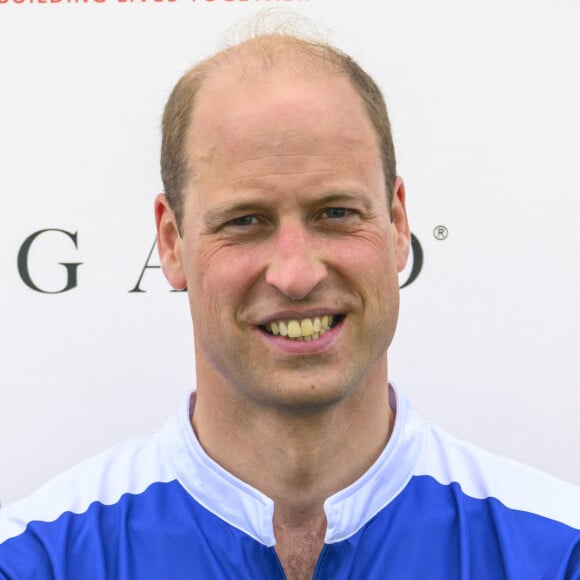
[433, 225, 448, 240]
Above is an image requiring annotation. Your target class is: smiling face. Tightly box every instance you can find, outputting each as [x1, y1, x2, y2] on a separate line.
[156, 60, 410, 413]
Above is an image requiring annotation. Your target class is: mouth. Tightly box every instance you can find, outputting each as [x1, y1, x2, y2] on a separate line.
[259, 315, 344, 341]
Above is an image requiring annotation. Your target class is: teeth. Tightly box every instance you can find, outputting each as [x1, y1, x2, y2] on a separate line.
[301, 319, 314, 336]
[264, 316, 336, 340]
[287, 320, 301, 338]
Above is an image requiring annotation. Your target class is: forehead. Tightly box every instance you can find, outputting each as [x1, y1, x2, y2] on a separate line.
[185, 59, 381, 173]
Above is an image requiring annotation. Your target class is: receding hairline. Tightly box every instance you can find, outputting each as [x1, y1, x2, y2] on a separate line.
[161, 33, 396, 231]
[196, 33, 359, 77]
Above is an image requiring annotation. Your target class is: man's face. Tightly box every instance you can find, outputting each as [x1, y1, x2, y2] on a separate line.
[159, 63, 410, 412]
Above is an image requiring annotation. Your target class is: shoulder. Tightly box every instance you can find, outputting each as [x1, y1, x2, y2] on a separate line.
[0, 428, 174, 545]
[375, 395, 580, 577]
[413, 419, 580, 530]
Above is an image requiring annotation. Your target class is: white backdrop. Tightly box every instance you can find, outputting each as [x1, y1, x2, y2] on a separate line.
[1, 0, 579, 506]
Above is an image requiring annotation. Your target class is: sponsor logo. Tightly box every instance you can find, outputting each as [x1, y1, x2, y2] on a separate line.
[16, 229, 424, 293]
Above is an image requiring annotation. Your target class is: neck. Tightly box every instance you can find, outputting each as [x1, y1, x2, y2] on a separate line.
[191, 357, 394, 519]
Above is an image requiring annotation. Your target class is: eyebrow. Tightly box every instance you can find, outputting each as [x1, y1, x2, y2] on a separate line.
[315, 191, 373, 211]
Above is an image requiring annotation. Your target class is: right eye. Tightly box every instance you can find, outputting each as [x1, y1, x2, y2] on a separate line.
[226, 215, 259, 227]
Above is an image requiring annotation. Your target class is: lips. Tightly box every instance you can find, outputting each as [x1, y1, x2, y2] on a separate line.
[261, 315, 342, 341]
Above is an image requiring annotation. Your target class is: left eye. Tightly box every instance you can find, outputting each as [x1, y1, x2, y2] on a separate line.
[322, 208, 351, 219]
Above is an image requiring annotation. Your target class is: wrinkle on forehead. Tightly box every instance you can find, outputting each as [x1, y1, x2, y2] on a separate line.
[188, 138, 379, 198]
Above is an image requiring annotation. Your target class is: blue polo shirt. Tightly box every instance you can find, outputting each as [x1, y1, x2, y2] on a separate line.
[1, 386, 579, 578]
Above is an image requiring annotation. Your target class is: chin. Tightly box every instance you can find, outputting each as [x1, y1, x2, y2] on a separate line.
[247, 374, 359, 415]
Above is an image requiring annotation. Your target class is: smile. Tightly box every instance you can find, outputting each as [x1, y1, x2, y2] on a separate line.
[261, 315, 342, 341]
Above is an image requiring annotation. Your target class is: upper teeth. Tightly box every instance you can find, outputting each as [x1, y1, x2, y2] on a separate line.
[267, 316, 334, 340]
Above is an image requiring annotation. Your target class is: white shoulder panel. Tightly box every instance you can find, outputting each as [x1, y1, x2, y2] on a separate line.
[414, 422, 580, 530]
[0, 429, 175, 544]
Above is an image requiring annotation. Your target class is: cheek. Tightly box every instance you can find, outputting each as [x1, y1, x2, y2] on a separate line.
[333, 233, 400, 319]
[334, 230, 396, 282]
[188, 243, 264, 312]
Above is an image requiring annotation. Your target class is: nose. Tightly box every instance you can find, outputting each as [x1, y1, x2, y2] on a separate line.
[265, 222, 327, 300]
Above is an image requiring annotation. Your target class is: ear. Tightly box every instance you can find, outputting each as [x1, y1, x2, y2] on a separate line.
[154, 193, 187, 289]
[390, 177, 411, 273]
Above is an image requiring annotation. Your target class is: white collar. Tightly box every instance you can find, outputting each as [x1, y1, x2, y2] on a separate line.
[161, 384, 424, 546]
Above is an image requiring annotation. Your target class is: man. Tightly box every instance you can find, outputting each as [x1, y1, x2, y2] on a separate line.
[1, 32, 579, 579]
